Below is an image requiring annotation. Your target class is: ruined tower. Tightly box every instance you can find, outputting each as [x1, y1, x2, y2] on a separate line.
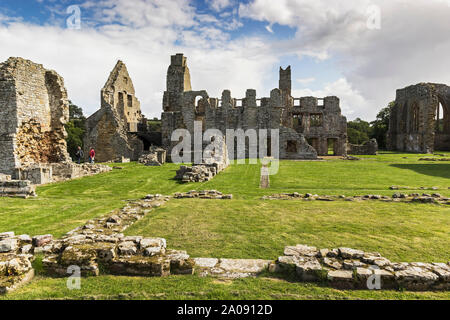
[279, 66, 292, 96]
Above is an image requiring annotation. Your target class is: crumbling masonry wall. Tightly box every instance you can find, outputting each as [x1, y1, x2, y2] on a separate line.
[84, 61, 148, 162]
[162, 54, 347, 160]
[0, 58, 71, 178]
[387, 83, 450, 153]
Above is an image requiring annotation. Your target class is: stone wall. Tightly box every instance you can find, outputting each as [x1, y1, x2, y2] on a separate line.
[387, 83, 450, 153]
[348, 138, 378, 155]
[0, 57, 71, 177]
[161, 54, 346, 161]
[84, 61, 146, 162]
[0, 178, 36, 198]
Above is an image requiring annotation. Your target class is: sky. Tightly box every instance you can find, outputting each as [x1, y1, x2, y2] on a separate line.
[0, 0, 449, 121]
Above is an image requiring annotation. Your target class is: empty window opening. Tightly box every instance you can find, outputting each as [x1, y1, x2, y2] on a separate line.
[286, 140, 298, 153]
[127, 95, 133, 108]
[436, 102, 445, 133]
[310, 114, 323, 127]
[293, 114, 303, 130]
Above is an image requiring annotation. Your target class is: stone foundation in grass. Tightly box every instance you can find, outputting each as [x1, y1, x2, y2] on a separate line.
[1, 191, 449, 294]
[262, 193, 450, 205]
[269, 244, 450, 291]
[173, 190, 232, 200]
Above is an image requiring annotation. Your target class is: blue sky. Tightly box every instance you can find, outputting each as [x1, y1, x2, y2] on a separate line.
[1, 0, 449, 120]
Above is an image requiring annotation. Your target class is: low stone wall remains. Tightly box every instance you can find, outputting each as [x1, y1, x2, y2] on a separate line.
[0, 175, 36, 198]
[348, 139, 378, 155]
[2, 191, 449, 294]
[262, 192, 450, 205]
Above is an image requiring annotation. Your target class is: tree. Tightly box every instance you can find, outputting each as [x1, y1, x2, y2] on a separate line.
[347, 118, 371, 145]
[65, 101, 86, 160]
[370, 102, 393, 150]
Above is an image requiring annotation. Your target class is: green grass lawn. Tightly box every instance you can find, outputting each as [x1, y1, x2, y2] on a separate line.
[126, 199, 450, 262]
[0, 152, 449, 300]
[2, 274, 449, 300]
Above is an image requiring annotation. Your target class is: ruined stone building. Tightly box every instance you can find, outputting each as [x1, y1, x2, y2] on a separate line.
[84, 61, 158, 162]
[0, 57, 111, 189]
[0, 57, 72, 183]
[161, 54, 347, 161]
[387, 83, 450, 153]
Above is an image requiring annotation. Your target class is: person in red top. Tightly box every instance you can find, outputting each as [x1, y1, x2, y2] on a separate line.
[89, 148, 95, 164]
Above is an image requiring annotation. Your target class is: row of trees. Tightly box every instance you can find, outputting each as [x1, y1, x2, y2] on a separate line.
[347, 102, 393, 150]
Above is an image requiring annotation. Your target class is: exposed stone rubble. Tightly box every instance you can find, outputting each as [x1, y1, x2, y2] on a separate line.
[0, 231, 46, 294]
[175, 164, 226, 183]
[387, 83, 450, 153]
[173, 190, 232, 200]
[262, 193, 450, 205]
[138, 147, 167, 166]
[348, 139, 378, 155]
[269, 244, 450, 291]
[41, 195, 194, 278]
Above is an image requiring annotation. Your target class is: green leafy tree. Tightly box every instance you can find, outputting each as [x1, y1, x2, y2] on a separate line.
[65, 101, 86, 160]
[370, 102, 393, 150]
[347, 118, 371, 145]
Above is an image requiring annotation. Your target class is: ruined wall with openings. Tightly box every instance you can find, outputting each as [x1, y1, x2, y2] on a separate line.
[162, 54, 347, 161]
[85, 61, 147, 162]
[0, 57, 71, 177]
[387, 83, 450, 153]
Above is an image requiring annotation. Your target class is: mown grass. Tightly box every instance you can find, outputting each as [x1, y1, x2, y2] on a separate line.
[0, 152, 449, 300]
[126, 199, 450, 262]
[201, 152, 450, 199]
[2, 274, 449, 300]
[0, 152, 448, 237]
[0, 163, 183, 237]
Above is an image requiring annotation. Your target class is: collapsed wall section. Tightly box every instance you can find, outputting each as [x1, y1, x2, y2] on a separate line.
[0, 57, 71, 178]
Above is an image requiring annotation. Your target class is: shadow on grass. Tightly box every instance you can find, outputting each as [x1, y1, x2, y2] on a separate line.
[390, 164, 450, 179]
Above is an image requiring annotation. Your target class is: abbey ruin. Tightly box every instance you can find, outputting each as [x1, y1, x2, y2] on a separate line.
[162, 54, 348, 161]
[387, 83, 450, 153]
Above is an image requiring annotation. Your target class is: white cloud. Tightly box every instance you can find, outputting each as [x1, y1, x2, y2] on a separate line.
[239, 0, 450, 119]
[1, 0, 449, 123]
[292, 78, 370, 120]
[0, 3, 276, 119]
[207, 0, 233, 12]
[296, 77, 315, 85]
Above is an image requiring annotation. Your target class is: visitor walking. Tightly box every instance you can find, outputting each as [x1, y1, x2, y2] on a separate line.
[89, 148, 96, 164]
[75, 146, 84, 164]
